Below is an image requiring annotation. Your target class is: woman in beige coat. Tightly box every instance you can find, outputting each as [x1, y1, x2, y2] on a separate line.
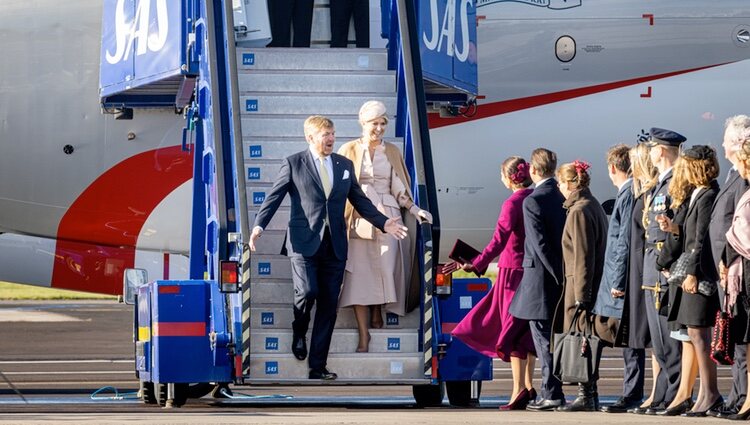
[553, 161, 617, 412]
[338, 101, 432, 352]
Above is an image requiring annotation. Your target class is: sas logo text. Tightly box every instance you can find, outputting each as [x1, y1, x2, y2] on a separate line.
[105, 0, 171, 65]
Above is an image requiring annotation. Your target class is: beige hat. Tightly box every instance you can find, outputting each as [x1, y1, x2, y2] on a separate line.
[359, 100, 388, 123]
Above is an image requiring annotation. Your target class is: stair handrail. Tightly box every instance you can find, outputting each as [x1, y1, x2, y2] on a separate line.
[385, 0, 441, 380]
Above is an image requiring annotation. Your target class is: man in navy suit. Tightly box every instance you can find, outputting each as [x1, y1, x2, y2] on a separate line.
[509, 148, 567, 411]
[250, 116, 407, 380]
[595, 144, 645, 413]
[707, 116, 750, 416]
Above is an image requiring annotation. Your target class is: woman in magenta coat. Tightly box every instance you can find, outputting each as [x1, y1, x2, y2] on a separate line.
[446, 156, 537, 410]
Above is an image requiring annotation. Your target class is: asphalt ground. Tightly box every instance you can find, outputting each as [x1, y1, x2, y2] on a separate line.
[0, 300, 736, 423]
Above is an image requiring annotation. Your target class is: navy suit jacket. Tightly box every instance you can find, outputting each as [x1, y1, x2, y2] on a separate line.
[254, 150, 387, 260]
[593, 179, 634, 319]
[706, 169, 749, 274]
[509, 178, 566, 321]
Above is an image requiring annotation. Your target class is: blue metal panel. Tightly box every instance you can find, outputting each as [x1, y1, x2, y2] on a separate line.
[437, 278, 493, 381]
[150, 280, 230, 383]
[99, 0, 190, 100]
[417, 0, 478, 95]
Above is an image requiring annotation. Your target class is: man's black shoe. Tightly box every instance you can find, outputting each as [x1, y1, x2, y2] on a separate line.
[292, 335, 307, 361]
[526, 398, 564, 411]
[713, 406, 739, 418]
[644, 402, 666, 415]
[309, 368, 337, 380]
[601, 396, 642, 413]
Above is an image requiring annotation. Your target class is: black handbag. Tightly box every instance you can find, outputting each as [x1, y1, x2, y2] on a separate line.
[667, 251, 690, 286]
[553, 306, 602, 384]
[711, 293, 735, 366]
[667, 250, 717, 296]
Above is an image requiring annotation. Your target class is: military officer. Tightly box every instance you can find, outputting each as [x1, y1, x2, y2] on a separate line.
[638, 128, 685, 414]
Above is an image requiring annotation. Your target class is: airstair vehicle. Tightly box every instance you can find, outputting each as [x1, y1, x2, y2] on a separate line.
[100, 0, 488, 407]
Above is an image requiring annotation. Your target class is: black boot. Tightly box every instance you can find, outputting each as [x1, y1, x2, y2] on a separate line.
[557, 382, 598, 412]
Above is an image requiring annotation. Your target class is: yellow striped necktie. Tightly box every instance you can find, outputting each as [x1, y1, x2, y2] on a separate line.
[319, 157, 331, 198]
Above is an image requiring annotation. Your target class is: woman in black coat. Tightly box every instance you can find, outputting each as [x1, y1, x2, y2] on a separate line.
[657, 145, 721, 416]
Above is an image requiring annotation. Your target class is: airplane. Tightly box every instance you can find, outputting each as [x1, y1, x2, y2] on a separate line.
[2, 0, 749, 295]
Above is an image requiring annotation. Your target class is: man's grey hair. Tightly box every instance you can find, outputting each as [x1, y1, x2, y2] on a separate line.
[724, 114, 750, 154]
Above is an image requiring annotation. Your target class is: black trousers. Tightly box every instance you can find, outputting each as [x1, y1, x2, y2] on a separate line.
[267, 0, 314, 47]
[622, 347, 646, 400]
[330, 0, 370, 47]
[529, 319, 564, 401]
[290, 228, 345, 371]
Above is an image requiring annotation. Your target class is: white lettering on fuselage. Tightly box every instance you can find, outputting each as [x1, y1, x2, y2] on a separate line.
[423, 0, 472, 63]
[105, 0, 169, 65]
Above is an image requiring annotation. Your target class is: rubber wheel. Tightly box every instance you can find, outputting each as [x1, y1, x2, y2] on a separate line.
[156, 383, 189, 407]
[187, 383, 215, 399]
[446, 381, 481, 407]
[140, 381, 157, 405]
[412, 383, 445, 407]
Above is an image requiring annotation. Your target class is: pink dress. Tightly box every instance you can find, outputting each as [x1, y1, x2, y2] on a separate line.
[451, 188, 536, 361]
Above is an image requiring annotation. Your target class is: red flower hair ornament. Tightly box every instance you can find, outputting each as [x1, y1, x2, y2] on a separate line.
[573, 160, 591, 174]
[510, 162, 529, 184]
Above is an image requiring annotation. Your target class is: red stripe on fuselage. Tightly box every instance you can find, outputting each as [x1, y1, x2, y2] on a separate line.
[51, 146, 192, 294]
[428, 64, 726, 129]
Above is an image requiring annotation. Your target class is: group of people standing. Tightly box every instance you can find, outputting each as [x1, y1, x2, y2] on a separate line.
[267, 0, 370, 48]
[448, 117, 750, 419]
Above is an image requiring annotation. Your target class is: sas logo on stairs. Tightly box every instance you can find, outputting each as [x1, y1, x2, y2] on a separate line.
[258, 263, 271, 275]
[387, 338, 401, 351]
[265, 361, 279, 375]
[386, 313, 399, 326]
[265, 337, 279, 351]
[242, 53, 255, 66]
[261, 312, 274, 325]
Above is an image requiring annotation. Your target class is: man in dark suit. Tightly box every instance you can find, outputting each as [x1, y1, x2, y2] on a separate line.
[250, 116, 407, 380]
[330, 0, 370, 47]
[638, 128, 684, 414]
[707, 116, 750, 416]
[267, 0, 314, 47]
[509, 148, 567, 411]
[595, 145, 645, 413]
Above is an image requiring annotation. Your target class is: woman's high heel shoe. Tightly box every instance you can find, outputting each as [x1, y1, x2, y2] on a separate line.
[726, 408, 750, 421]
[682, 396, 724, 417]
[499, 388, 530, 411]
[528, 388, 537, 403]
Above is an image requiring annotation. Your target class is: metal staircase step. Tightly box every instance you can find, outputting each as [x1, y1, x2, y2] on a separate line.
[248, 352, 424, 380]
[244, 229, 286, 255]
[242, 138, 404, 164]
[250, 329, 419, 355]
[239, 93, 396, 116]
[238, 71, 395, 94]
[241, 114, 394, 138]
[249, 303, 420, 330]
[249, 207, 290, 231]
[237, 48, 388, 71]
[249, 255, 292, 280]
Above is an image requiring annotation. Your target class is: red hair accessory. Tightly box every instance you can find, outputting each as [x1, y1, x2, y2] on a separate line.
[510, 162, 529, 184]
[573, 160, 591, 174]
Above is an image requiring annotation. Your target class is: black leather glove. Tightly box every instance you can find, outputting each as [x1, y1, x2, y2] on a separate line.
[575, 300, 591, 311]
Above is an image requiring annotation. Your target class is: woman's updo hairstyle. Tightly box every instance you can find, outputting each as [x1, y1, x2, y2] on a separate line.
[502, 156, 532, 189]
[556, 160, 592, 190]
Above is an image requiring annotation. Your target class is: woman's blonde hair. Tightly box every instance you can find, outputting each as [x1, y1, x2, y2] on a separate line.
[556, 160, 591, 190]
[669, 145, 719, 208]
[738, 140, 750, 164]
[631, 143, 658, 197]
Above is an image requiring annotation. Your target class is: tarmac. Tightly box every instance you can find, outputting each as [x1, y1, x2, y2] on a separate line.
[0, 300, 736, 424]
